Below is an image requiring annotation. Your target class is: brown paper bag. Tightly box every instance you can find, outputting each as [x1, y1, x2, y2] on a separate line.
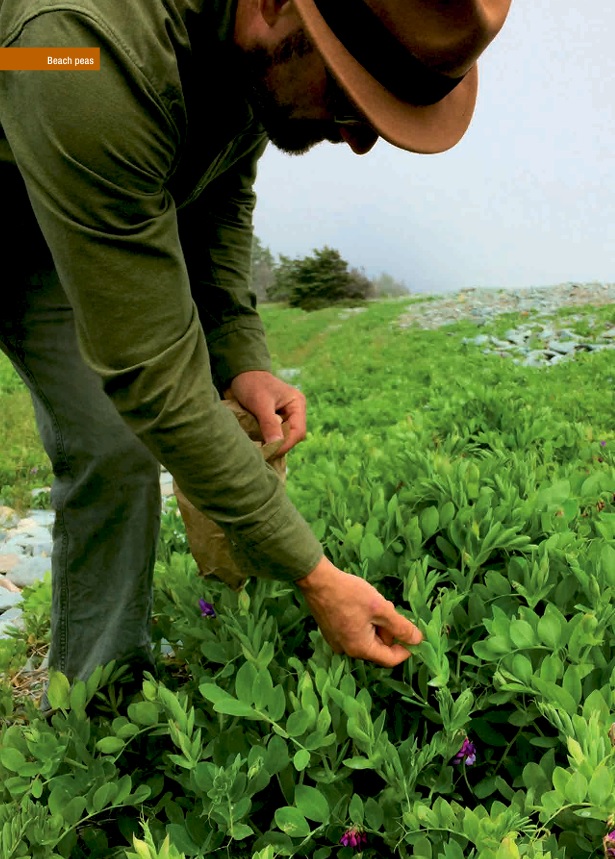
[173, 398, 286, 590]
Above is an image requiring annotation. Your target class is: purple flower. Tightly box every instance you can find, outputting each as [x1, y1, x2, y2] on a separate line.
[600, 440, 607, 447]
[198, 599, 216, 618]
[454, 738, 477, 766]
[340, 827, 368, 850]
[605, 830, 615, 858]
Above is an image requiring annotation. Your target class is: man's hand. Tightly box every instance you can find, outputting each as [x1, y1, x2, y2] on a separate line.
[296, 557, 423, 667]
[227, 370, 306, 455]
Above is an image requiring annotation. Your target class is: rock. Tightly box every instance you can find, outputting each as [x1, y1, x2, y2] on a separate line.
[0, 576, 21, 594]
[6, 556, 51, 589]
[505, 329, 530, 345]
[397, 283, 615, 332]
[0, 607, 25, 639]
[27, 510, 55, 528]
[523, 353, 548, 367]
[0, 553, 23, 574]
[2, 531, 53, 557]
[0, 590, 23, 612]
[547, 340, 578, 355]
[0, 507, 18, 528]
[278, 367, 301, 381]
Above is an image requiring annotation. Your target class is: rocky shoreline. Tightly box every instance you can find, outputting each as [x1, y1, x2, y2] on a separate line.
[0, 470, 176, 646]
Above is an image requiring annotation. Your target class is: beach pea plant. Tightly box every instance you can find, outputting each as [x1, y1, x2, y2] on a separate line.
[0, 298, 614, 858]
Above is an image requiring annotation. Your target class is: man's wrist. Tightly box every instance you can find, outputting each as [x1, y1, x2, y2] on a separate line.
[295, 555, 332, 592]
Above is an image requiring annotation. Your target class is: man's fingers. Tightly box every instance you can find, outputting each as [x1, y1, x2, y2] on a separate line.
[375, 626, 395, 647]
[255, 410, 284, 446]
[366, 641, 413, 668]
[376, 601, 423, 646]
[275, 399, 306, 455]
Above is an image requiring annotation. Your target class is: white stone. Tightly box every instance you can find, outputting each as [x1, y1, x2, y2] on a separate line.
[6, 556, 51, 588]
[0, 553, 23, 574]
[0, 590, 23, 612]
[0, 575, 20, 593]
[0, 607, 25, 638]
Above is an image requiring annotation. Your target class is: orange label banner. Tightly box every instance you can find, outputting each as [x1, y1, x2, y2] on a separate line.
[0, 48, 100, 70]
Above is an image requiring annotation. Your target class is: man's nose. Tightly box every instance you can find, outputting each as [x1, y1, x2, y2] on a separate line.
[339, 124, 379, 155]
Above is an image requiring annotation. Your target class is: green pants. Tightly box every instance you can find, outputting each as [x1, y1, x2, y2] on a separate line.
[1, 175, 161, 693]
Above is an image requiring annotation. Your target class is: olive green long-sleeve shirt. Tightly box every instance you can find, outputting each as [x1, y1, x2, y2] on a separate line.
[0, 0, 324, 580]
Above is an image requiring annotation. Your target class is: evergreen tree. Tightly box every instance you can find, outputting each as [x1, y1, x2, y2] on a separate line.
[269, 246, 373, 311]
[250, 236, 276, 301]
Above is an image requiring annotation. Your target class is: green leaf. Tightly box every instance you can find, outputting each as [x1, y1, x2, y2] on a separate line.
[235, 661, 257, 705]
[343, 757, 374, 770]
[419, 506, 439, 540]
[47, 670, 71, 710]
[587, 766, 612, 806]
[116, 722, 141, 740]
[115, 774, 133, 805]
[199, 684, 259, 719]
[474, 776, 499, 799]
[348, 794, 364, 826]
[286, 709, 312, 737]
[359, 532, 384, 562]
[91, 783, 117, 813]
[537, 609, 563, 649]
[511, 654, 533, 684]
[601, 543, 615, 583]
[252, 667, 274, 710]
[48, 786, 70, 820]
[63, 796, 88, 827]
[564, 771, 588, 805]
[293, 750, 311, 771]
[230, 823, 253, 840]
[265, 735, 290, 774]
[127, 701, 159, 726]
[439, 501, 455, 529]
[96, 736, 125, 755]
[274, 806, 311, 838]
[128, 784, 152, 804]
[69, 681, 87, 715]
[0, 747, 26, 772]
[266, 685, 286, 722]
[364, 796, 384, 830]
[294, 785, 330, 823]
[509, 619, 536, 649]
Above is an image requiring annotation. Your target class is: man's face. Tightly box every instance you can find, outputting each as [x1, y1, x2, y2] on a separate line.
[241, 28, 378, 155]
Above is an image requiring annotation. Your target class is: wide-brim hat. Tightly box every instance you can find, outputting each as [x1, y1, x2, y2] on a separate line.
[293, 0, 512, 153]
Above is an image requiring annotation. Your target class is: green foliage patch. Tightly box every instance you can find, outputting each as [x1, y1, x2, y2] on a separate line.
[0, 298, 614, 858]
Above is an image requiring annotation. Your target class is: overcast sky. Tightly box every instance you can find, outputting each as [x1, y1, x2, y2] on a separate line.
[253, 1, 615, 294]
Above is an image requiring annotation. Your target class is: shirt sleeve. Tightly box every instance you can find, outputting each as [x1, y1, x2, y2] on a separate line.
[177, 132, 273, 393]
[0, 10, 323, 581]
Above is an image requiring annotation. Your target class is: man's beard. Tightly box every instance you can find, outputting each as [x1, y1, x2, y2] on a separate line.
[240, 29, 341, 155]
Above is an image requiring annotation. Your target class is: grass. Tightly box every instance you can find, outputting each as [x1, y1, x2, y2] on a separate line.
[0, 357, 52, 513]
[0, 296, 612, 515]
[260, 298, 614, 439]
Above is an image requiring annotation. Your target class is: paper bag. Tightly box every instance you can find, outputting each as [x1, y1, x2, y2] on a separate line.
[173, 398, 286, 590]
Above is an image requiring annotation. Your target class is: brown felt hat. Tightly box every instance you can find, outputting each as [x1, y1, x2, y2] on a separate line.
[292, 0, 512, 153]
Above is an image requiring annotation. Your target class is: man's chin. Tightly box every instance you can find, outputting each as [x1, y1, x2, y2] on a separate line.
[264, 121, 342, 156]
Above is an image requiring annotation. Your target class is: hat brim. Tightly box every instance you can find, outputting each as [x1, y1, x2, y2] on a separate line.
[293, 0, 479, 154]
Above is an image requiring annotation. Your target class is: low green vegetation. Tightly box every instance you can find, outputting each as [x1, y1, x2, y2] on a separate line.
[0, 359, 51, 514]
[0, 297, 614, 858]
